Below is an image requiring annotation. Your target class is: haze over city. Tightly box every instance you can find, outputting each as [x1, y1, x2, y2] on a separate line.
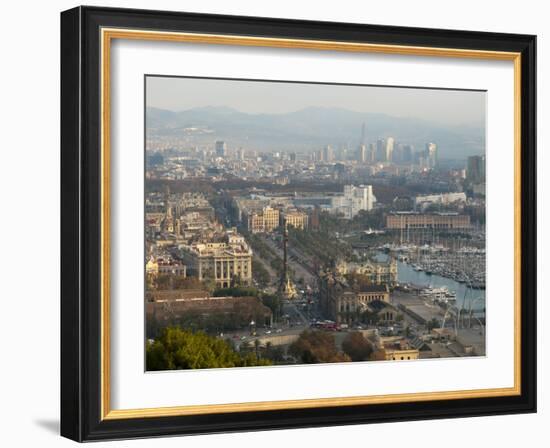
[146, 76, 486, 127]
[146, 76, 486, 160]
[145, 75, 487, 371]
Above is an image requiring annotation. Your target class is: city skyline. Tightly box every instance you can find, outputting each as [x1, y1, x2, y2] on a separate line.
[145, 75, 486, 372]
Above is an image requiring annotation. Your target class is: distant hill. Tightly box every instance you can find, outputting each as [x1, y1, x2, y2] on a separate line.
[146, 106, 484, 159]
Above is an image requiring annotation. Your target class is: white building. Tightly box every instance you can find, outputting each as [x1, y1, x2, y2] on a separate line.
[414, 192, 467, 211]
[425, 142, 437, 168]
[386, 137, 395, 162]
[330, 184, 376, 219]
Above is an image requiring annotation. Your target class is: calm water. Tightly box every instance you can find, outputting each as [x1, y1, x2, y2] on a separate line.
[375, 252, 486, 311]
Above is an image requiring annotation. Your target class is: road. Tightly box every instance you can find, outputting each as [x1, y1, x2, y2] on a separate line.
[261, 236, 317, 288]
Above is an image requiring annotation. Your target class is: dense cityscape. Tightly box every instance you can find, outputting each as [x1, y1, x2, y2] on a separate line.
[145, 88, 487, 370]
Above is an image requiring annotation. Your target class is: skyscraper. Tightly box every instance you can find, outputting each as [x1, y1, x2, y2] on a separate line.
[358, 144, 367, 163]
[368, 143, 376, 163]
[467, 155, 486, 184]
[425, 142, 437, 169]
[215, 140, 227, 157]
[386, 137, 395, 162]
[402, 145, 413, 163]
[375, 139, 386, 162]
[393, 143, 403, 164]
[313, 148, 322, 162]
[338, 146, 348, 161]
[323, 145, 334, 162]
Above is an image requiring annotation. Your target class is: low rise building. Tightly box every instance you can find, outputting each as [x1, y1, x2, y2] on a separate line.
[282, 209, 309, 230]
[319, 271, 393, 325]
[336, 259, 397, 286]
[146, 256, 187, 277]
[246, 206, 280, 233]
[370, 336, 420, 361]
[414, 192, 467, 211]
[371, 348, 420, 361]
[386, 212, 471, 230]
[146, 290, 273, 336]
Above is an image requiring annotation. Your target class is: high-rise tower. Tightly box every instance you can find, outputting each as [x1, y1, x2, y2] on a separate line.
[358, 144, 367, 163]
[386, 137, 395, 162]
[425, 142, 437, 169]
[215, 140, 227, 157]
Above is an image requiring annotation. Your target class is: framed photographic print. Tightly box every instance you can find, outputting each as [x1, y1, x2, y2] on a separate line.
[60, 6, 537, 442]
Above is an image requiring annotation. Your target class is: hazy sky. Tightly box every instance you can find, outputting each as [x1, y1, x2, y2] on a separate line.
[146, 76, 486, 128]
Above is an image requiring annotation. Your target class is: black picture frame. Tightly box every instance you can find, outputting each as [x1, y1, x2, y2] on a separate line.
[61, 5, 536, 442]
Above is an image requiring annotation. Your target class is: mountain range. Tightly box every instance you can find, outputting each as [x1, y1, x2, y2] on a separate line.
[146, 106, 485, 159]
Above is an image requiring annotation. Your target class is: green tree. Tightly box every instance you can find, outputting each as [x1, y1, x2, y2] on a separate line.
[252, 259, 271, 287]
[155, 274, 172, 290]
[341, 332, 373, 361]
[261, 294, 282, 322]
[146, 327, 272, 370]
[289, 330, 351, 364]
[264, 342, 285, 363]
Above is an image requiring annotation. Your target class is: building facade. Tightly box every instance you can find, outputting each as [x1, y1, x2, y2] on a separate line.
[467, 155, 486, 184]
[215, 140, 227, 157]
[181, 232, 252, 288]
[386, 137, 395, 162]
[336, 259, 397, 286]
[371, 348, 420, 361]
[414, 192, 467, 211]
[330, 184, 376, 219]
[319, 271, 393, 324]
[282, 209, 309, 230]
[425, 142, 437, 169]
[246, 206, 280, 233]
[386, 212, 471, 230]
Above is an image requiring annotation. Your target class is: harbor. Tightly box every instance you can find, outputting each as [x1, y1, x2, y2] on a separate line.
[396, 260, 485, 311]
[373, 249, 486, 312]
[381, 243, 486, 289]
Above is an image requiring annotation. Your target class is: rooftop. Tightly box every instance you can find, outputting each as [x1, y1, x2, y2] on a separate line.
[360, 284, 390, 294]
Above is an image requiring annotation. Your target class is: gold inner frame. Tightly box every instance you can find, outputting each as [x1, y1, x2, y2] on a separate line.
[100, 27, 522, 420]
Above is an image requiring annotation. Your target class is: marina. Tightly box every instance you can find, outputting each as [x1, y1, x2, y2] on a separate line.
[374, 250, 486, 312]
[381, 243, 486, 289]
[396, 260, 485, 311]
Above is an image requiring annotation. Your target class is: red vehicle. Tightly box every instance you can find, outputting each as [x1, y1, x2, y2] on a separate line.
[311, 321, 341, 331]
